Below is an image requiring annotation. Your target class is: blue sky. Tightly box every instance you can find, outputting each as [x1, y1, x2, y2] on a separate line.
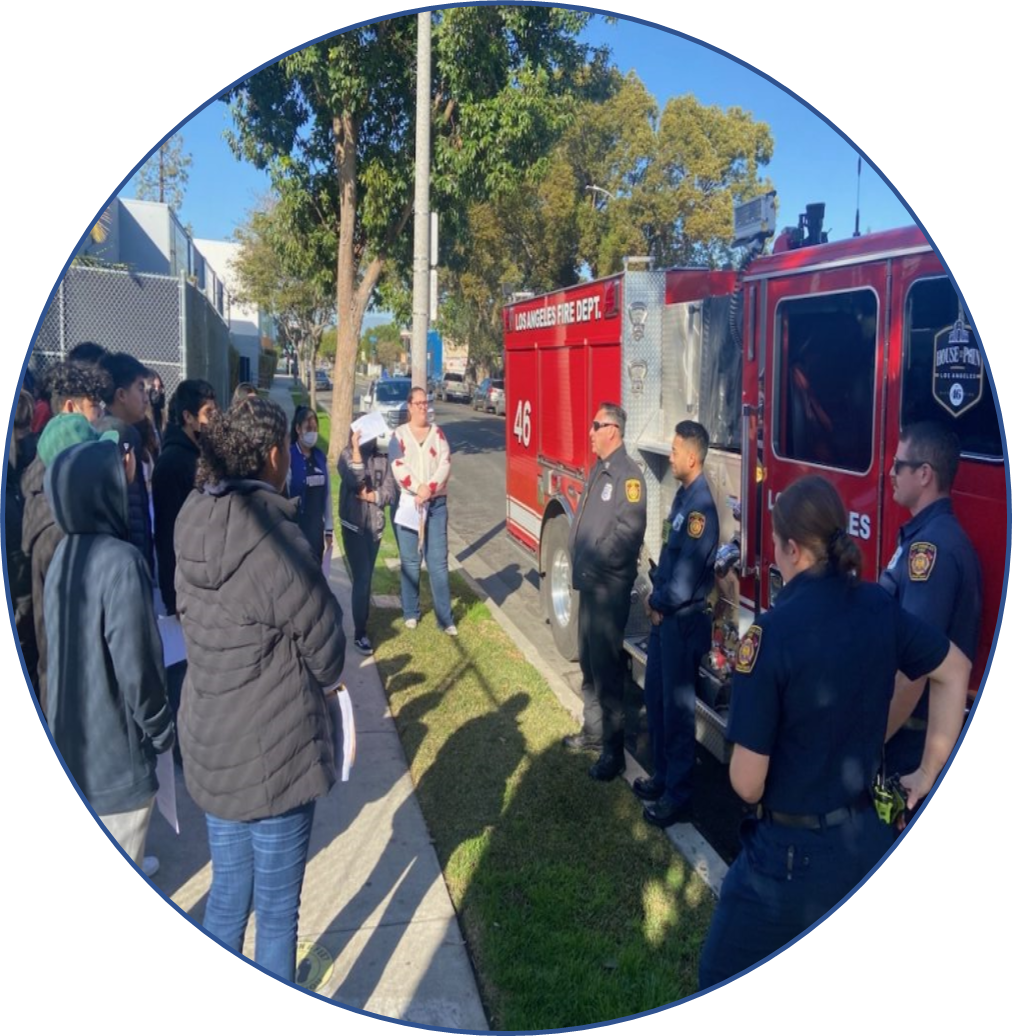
[127, 12, 910, 254]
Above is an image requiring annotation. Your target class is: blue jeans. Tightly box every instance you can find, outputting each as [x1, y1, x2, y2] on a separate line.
[203, 801, 316, 982]
[395, 496, 453, 629]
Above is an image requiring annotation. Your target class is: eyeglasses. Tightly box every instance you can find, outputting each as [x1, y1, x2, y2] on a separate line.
[591, 421, 618, 432]
[409, 400, 427, 408]
[892, 456, 931, 472]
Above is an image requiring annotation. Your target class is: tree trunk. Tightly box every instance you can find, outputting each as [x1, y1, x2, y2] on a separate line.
[329, 110, 386, 464]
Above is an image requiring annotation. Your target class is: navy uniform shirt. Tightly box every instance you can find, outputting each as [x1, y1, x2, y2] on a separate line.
[648, 473, 718, 616]
[569, 444, 647, 591]
[879, 497, 982, 723]
[728, 570, 949, 815]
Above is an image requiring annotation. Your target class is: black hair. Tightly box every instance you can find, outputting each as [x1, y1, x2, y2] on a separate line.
[68, 341, 107, 364]
[46, 360, 112, 412]
[899, 421, 961, 494]
[772, 475, 863, 582]
[98, 352, 150, 403]
[196, 396, 288, 489]
[14, 388, 34, 432]
[291, 405, 318, 443]
[675, 420, 710, 464]
[169, 379, 217, 427]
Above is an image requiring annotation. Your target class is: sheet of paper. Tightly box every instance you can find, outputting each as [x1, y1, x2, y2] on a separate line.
[155, 751, 179, 834]
[395, 492, 422, 532]
[327, 688, 356, 782]
[322, 543, 332, 580]
[350, 411, 390, 445]
[157, 614, 186, 667]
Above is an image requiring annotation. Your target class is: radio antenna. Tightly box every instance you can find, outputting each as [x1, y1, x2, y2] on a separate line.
[853, 157, 862, 238]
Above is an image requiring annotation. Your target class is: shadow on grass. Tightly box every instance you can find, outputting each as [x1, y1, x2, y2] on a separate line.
[372, 576, 715, 1030]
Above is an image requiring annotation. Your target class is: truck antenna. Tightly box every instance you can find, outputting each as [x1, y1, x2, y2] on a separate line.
[853, 157, 862, 238]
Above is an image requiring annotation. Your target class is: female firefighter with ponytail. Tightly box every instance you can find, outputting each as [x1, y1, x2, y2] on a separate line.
[698, 475, 970, 990]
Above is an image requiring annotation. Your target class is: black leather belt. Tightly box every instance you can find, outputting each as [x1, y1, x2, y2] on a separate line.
[757, 792, 873, 831]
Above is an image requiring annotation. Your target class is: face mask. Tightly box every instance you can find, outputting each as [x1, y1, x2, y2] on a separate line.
[301, 431, 319, 448]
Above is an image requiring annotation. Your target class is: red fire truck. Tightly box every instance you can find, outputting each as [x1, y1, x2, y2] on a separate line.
[503, 202, 1006, 760]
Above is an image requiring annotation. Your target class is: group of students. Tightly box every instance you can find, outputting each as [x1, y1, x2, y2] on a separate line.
[13, 354, 457, 983]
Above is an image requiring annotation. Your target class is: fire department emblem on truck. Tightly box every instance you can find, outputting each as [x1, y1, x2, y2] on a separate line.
[908, 541, 937, 582]
[933, 320, 982, 418]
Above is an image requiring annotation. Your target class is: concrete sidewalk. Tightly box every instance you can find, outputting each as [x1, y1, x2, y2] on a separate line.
[147, 375, 488, 1028]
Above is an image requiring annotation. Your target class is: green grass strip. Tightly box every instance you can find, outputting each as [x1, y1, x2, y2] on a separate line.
[369, 575, 715, 1029]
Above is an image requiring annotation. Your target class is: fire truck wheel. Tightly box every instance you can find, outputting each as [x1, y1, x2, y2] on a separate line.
[541, 515, 580, 661]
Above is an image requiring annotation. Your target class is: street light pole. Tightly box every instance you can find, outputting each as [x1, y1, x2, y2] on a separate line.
[411, 12, 432, 391]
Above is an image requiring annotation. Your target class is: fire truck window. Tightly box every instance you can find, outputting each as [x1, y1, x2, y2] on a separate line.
[901, 278, 1001, 459]
[774, 290, 877, 472]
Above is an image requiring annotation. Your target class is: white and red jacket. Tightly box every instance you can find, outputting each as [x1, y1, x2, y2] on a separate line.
[391, 424, 451, 499]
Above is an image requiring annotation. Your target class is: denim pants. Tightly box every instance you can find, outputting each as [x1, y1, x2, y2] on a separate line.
[341, 526, 381, 638]
[697, 807, 894, 990]
[203, 801, 316, 983]
[395, 496, 453, 629]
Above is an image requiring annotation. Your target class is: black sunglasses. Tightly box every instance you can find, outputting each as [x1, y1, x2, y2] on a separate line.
[892, 456, 930, 472]
[591, 421, 618, 432]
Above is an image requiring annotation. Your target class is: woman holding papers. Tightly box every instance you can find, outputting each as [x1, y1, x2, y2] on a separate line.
[338, 422, 397, 655]
[173, 396, 347, 984]
[391, 386, 456, 635]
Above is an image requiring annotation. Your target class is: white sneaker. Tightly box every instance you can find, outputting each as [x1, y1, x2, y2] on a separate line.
[142, 855, 160, 878]
[445, 625, 458, 637]
[405, 618, 418, 630]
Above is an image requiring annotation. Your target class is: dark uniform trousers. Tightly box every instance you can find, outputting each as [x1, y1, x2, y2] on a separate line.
[644, 609, 710, 805]
[698, 808, 894, 990]
[578, 577, 633, 753]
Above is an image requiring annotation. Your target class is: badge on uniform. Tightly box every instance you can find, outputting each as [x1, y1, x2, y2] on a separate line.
[601, 483, 613, 502]
[625, 479, 642, 503]
[908, 541, 937, 582]
[687, 511, 706, 539]
[736, 624, 763, 674]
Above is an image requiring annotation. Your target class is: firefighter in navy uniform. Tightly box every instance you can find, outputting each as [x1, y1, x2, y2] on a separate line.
[563, 402, 647, 781]
[697, 475, 970, 991]
[636, 421, 718, 827]
[880, 422, 981, 784]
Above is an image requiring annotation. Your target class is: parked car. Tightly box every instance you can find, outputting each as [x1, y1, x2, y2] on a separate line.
[438, 371, 471, 403]
[360, 377, 433, 449]
[472, 377, 505, 415]
[314, 369, 332, 390]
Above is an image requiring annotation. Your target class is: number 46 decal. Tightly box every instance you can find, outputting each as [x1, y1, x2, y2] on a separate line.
[513, 400, 532, 447]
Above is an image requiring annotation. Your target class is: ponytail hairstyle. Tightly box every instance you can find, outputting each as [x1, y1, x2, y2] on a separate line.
[772, 475, 863, 582]
[196, 396, 288, 489]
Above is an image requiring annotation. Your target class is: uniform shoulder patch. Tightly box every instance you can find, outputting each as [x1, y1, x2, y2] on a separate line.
[625, 479, 642, 503]
[687, 511, 706, 539]
[908, 541, 937, 582]
[736, 624, 763, 674]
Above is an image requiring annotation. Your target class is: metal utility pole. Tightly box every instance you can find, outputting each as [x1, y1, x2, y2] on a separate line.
[411, 12, 432, 391]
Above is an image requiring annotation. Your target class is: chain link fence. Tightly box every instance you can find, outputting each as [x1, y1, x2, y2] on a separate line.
[30, 267, 231, 404]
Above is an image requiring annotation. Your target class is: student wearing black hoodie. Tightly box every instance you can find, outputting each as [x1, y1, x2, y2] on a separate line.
[43, 423, 174, 865]
[151, 380, 217, 743]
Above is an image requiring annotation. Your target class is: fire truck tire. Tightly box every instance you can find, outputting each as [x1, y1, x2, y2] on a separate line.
[541, 515, 580, 661]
